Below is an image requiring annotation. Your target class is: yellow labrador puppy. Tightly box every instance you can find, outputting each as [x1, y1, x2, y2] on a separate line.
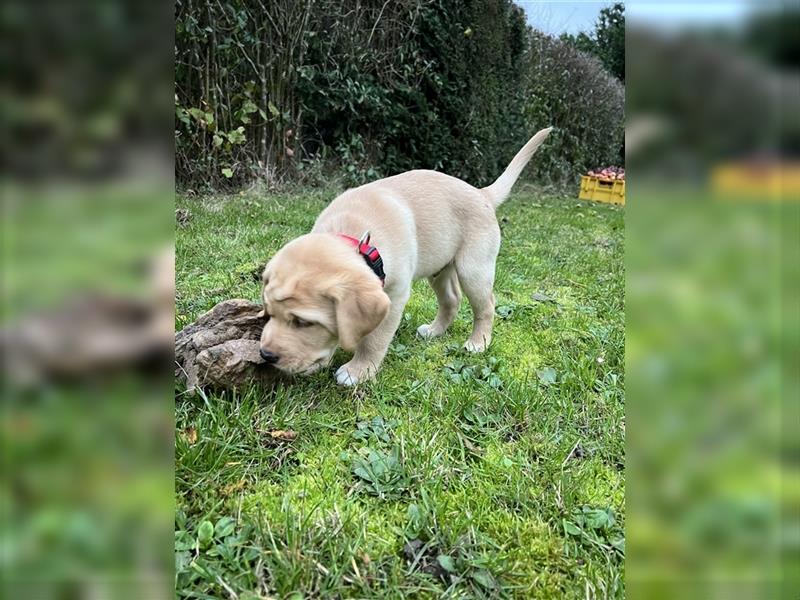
[259, 127, 552, 385]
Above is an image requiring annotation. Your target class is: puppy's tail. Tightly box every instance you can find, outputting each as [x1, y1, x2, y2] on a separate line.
[482, 127, 553, 208]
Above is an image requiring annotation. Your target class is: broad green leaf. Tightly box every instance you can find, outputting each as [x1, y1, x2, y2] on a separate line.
[562, 519, 581, 536]
[187, 108, 205, 121]
[221, 167, 233, 178]
[197, 520, 214, 547]
[174, 530, 194, 551]
[406, 504, 423, 534]
[214, 516, 235, 538]
[175, 107, 190, 125]
[582, 508, 614, 530]
[437, 555, 456, 572]
[532, 291, 556, 303]
[537, 367, 557, 385]
[496, 304, 514, 319]
[471, 569, 496, 589]
[611, 536, 626, 554]
[175, 550, 191, 572]
[353, 466, 372, 481]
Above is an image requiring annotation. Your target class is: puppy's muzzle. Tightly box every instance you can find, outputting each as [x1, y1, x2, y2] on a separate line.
[259, 348, 279, 365]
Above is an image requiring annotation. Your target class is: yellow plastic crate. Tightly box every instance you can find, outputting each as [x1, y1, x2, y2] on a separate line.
[711, 161, 800, 201]
[578, 175, 625, 205]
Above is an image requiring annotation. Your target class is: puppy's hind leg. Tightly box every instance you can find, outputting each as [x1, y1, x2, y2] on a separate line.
[456, 235, 500, 353]
[417, 263, 461, 340]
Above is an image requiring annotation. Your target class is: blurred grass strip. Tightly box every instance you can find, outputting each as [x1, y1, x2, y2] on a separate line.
[626, 188, 796, 598]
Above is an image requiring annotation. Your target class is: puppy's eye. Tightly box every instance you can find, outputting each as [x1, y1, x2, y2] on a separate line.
[293, 317, 313, 328]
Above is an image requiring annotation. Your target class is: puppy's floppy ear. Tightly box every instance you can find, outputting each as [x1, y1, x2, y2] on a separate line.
[257, 265, 270, 318]
[331, 277, 390, 352]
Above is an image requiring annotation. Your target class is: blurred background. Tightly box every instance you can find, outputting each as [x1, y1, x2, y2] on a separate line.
[2, 0, 798, 598]
[2, 1, 174, 598]
[625, 0, 798, 598]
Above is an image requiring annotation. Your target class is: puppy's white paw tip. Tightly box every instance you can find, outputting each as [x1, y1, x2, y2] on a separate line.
[335, 365, 360, 386]
[417, 324, 433, 339]
[463, 340, 488, 353]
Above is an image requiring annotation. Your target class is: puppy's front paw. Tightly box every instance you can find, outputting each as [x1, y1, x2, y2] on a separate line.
[463, 338, 489, 353]
[416, 323, 442, 340]
[335, 362, 374, 386]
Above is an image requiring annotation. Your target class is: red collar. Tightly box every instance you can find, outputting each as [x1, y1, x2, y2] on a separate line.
[338, 232, 386, 285]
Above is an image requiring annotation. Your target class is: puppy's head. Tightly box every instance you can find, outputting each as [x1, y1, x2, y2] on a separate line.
[258, 234, 390, 375]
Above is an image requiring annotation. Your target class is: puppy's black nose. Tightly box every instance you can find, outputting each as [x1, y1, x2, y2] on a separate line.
[260, 349, 279, 365]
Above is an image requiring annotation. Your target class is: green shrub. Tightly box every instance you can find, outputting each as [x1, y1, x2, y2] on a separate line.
[175, 0, 624, 190]
[523, 32, 625, 184]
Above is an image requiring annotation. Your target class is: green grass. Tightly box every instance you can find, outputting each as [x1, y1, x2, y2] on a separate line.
[175, 185, 625, 599]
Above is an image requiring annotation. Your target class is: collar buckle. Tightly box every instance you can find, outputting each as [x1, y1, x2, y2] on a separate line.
[338, 232, 386, 285]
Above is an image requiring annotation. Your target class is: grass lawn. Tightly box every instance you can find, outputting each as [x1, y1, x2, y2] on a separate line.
[175, 184, 625, 599]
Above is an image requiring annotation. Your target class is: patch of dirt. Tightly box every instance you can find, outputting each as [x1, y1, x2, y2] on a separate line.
[573, 444, 590, 460]
[402, 539, 450, 583]
[176, 208, 192, 227]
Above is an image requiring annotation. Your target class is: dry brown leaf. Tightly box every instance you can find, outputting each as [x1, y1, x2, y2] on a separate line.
[183, 426, 198, 445]
[462, 436, 483, 456]
[222, 479, 246, 496]
[266, 429, 297, 442]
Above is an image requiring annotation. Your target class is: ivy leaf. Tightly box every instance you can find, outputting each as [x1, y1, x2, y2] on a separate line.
[212, 134, 223, 147]
[226, 126, 246, 145]
[267, 101, 280, 118]
[176, 107, 191, 125]
[221, 167, 233, 178]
